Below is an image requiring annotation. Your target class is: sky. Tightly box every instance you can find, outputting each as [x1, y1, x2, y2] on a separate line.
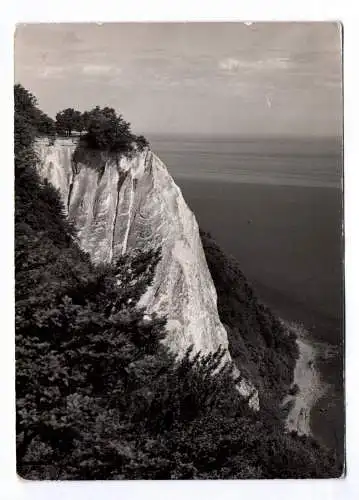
[14, 22, 342, 137]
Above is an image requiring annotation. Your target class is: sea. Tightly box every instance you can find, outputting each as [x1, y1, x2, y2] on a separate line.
[149, 133, 344, 455]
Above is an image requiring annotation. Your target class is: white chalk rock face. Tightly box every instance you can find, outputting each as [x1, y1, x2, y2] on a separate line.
[36, 138, 77, 207]
[35, 138, 259, 410]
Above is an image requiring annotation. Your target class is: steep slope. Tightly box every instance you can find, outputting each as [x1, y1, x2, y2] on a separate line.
[35, 138, 259, 409]
[201, 232, 298, 407]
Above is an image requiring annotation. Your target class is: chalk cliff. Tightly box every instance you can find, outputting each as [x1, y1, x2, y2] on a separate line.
[35, 138, 259, 409]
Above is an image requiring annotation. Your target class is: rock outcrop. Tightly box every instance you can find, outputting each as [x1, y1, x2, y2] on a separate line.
[35, 138, 259, 410]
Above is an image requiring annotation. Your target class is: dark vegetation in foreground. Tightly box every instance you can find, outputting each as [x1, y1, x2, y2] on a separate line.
[15, 84, 342, 479]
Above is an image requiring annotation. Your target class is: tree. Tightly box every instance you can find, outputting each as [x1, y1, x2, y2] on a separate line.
[14, 84, 38, 118]
[80, 111, 91, 133]
[56, 108, 82, 136]
[14, 83, 56, 146]
[14, 84, 38, 153]
[135, 135, 149, 152]
[83, 106, 135, 154]
[35, 111, 56, 137]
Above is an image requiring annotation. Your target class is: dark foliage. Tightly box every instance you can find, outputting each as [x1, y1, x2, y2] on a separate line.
[15, 84, 342, 479]
[56, 108, 83, 136]
[14, 84, 56, 146]
[135, 135, 150, 152]
[54, 105, 149, 157]
[81, 106, 149, 156]
[36, 111, 56, 137]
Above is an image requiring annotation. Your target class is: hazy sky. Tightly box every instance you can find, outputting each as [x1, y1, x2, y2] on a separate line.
[15, 22, 342, 136]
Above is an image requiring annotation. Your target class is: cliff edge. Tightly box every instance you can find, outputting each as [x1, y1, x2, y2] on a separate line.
[35, 138, 259, 409]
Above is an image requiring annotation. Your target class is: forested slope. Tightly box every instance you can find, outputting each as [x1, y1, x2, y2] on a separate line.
[201, 231, 298, 408]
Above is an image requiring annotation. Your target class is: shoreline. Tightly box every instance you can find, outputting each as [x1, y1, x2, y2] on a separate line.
[282, 323, 329, 436]
[310, 342, 345, 456]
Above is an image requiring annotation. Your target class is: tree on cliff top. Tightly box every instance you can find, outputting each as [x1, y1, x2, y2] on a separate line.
[56, 108, 82, 137]
[83, 106, 133, 152]
[136, 134, 149, 152]
[81, 105, 150, 155]
[16, 86, 150, 153]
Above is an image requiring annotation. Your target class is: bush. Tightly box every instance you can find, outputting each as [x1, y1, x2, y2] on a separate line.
[79, 106, 149, 156]
[289, 384, 300, 396]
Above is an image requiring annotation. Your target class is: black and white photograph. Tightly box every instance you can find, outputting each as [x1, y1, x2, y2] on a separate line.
[14, 21, 344, 480]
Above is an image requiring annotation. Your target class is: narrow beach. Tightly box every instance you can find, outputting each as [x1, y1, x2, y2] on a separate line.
[283, 326, 329, 436]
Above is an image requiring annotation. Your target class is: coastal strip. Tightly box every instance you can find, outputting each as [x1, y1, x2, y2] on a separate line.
[282, 323, 329, 436]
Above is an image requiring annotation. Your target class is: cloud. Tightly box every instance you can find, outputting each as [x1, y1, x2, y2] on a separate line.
[34, 63, 124, 82]
[219, 57, 291, 73]
[219, 58, 242, 72]
[82, 64, 120, 75]
[38, 66, 66, 79]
